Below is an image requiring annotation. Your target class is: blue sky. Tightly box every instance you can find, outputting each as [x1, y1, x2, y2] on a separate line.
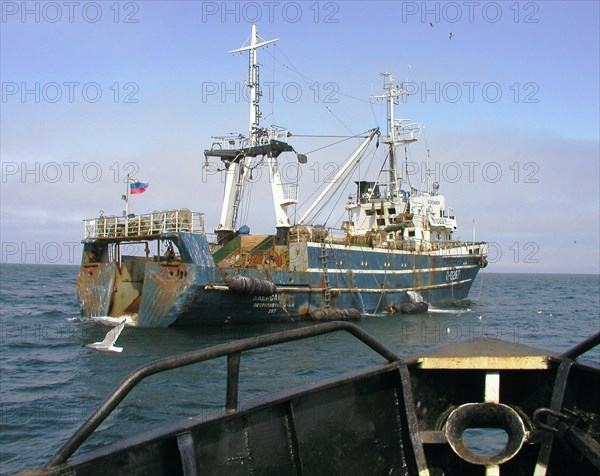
[1, 0, 599, 273]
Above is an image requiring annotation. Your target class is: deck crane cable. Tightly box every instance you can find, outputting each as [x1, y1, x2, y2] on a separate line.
[327, 142, 381, 227]
[309, 141, 379, 226]
[308, 158, 362, 225]
[404, 146, 414, 190]
[293, 133, 374, 219]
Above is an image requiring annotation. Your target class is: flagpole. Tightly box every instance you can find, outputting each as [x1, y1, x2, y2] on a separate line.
[125, 173, 130, 217]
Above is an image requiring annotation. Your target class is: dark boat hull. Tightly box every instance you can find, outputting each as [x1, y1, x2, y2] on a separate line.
[77, 233, 485, 327]
[19, 324, 600, 475]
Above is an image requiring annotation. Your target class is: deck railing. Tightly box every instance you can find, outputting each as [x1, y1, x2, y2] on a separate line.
[47, 322, 400, 467]
[83, 210, 205, 240]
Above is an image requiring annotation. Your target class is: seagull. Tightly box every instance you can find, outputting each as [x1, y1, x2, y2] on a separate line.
[449, 32, 454, 39]
[86, 320, 126, 353]
[429, 22, 434, 27]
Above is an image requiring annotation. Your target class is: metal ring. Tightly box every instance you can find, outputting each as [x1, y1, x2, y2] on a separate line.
[445, 402, 527, 465]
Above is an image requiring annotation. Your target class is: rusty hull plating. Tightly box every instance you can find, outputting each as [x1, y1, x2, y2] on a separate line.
[77, 220, 487, 327]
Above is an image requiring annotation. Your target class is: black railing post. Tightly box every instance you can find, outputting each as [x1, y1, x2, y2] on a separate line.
[226, 352, 241, 413]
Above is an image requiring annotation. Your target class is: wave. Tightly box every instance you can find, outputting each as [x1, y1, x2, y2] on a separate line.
[427, 307, 469, 314]
[80, 315, 137, 327]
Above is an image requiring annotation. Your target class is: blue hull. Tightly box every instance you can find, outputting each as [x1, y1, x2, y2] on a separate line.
[77, 233, 485, 327]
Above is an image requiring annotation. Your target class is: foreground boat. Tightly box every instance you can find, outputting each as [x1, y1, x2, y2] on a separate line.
[19, 323, 600, 475]
[77, 26, 488, 327]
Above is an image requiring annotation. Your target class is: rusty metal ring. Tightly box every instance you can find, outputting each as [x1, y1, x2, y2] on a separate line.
[445, 402, 527, 465]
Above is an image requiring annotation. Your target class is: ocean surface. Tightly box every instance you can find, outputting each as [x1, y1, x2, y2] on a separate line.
[1, 264, 598, 474]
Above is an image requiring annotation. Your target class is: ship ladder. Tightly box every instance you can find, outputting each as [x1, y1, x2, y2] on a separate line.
[320, 239, 331, 308]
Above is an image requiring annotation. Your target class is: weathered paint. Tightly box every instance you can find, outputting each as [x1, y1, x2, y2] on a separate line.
[109, 256, 145, 316]
[77, 231, 485, 327]
[76, 262, 116, 317]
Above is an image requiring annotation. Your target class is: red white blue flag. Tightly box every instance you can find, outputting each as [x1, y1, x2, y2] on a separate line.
[129, 179, 149, 195]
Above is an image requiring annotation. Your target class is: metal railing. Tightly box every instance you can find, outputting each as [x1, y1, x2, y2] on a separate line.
[46, 321, 399, 467]
[83, 210, 205, 240]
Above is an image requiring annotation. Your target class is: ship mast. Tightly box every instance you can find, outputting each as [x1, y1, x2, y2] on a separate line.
[235, 24, 277, 146]
[384, 73, 400, 199]
[371, 73, 413, 201]
[215, 25, 278, 242]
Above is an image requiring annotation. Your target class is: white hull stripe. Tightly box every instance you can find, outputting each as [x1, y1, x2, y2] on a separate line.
[306, 241, 484, 257]
[206, 278, 472, 293]
[305, 264, 480, 275]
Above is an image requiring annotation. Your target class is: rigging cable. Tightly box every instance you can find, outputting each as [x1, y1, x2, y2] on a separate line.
[263, 45, 358, 134]
[314, 142, 380, 226]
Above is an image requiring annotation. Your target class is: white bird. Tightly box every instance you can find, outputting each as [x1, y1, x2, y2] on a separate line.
[86, 320, 126, 353]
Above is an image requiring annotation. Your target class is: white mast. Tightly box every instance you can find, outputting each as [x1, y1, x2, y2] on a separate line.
[230, 24, 278, 146]
[385, 73, 399, 200]
[371, 73, 418, 201]
[215, 25, 278, 240]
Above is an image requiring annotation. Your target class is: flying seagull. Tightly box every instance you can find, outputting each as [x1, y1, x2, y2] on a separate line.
[429, 22, 434, 28]
[86, 320, 126, 353]
[449, 32, 454, 39]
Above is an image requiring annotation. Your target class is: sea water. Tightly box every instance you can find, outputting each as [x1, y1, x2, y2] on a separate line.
[1, 264, 598, 474]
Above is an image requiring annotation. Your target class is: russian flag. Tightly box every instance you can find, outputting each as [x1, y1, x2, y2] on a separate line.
[129, 180, 149, 195]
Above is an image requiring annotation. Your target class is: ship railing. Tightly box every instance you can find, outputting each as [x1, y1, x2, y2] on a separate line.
[46, 322, 401, 468]
[83, 210, 205, 240]
[431, 241, 489, 255]
[318, 231, 488, 255]
[208, 134, 248, 151]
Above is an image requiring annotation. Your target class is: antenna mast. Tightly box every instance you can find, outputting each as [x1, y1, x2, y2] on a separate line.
[215, 25, 278, 242]
[371, 73, 416, 201]
[385, 73, 399, 199]
[229, 24, 278, 147]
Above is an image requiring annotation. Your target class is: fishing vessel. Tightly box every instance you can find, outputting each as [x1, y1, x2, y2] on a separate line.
[77, 25, 488, 327]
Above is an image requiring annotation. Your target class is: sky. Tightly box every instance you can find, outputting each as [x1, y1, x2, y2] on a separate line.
[1, 0, 599, 273]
